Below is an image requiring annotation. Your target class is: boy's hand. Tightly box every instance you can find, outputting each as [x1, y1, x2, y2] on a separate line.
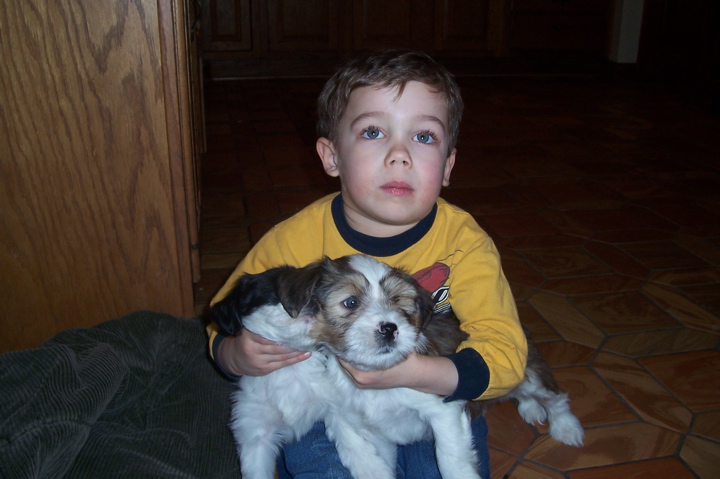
[338, 353, 458, 397]
[217, 330, 311, 377]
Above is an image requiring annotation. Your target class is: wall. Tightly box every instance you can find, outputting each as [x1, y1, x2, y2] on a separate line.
[610, 0, 645, 63]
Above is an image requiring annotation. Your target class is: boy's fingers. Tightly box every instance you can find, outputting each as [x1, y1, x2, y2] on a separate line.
[245, 330, 274, 345]
[278, 350, 311, 363]
[270, 351, 311, 369]
[240, 329, 311, 373]
[247, 331, 302, 354]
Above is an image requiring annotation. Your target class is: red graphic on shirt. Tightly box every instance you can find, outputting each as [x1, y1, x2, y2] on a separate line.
[412, 263, 451, 309]
[413, 263, 449, 293]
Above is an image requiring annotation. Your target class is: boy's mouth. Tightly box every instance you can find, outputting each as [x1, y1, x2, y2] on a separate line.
[381, 181, 413, 196]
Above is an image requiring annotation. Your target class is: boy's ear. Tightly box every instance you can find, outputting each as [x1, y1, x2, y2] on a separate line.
[316, 137, 339, 177]
[442, 148, 456, 187]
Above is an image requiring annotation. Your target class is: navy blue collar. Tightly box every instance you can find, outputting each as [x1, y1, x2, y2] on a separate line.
[331, 195, 437, 257]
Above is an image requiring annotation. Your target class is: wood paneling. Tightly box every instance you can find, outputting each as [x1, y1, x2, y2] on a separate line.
[352, 0, 413, 50]
[202, 0, 253, 51]
[511, 14, 608, 51]
[510, 0, 611, 54]
[0, 0, 199, 351]
[202, 0, 510, 64]
[434, 0, 507, 53]
[268, 0, 341, 51]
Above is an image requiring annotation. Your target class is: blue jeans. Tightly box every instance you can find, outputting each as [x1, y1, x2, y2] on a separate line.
[276, 416, 490, 479]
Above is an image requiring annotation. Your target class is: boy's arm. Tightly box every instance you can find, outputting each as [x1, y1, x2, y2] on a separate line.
[206, 222, 325, 378]
[205, 247, 275, 377]
[449, 238, 527, 400]
[206, 232, 304, 378]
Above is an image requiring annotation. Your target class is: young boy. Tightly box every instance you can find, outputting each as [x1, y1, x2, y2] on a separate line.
[207, 50, 527, 478]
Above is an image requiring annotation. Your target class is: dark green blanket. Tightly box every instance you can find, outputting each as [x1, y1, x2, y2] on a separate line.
[0, 311, 239, 478]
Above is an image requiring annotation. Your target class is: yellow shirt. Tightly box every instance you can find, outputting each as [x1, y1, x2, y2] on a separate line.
[208, 193, 527, 400]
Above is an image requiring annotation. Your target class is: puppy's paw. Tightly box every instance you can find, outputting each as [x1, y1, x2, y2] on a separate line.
[517, 398, 547, 425]
[549, 412, 584, 447]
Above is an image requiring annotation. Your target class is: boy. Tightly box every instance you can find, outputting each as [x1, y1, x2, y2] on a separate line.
[208, 50, 527, 478]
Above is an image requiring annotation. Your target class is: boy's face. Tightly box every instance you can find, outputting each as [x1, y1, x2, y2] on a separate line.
[317, 81, 456, 237]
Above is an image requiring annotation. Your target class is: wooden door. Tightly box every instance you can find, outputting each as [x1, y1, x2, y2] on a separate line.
[0, 0, 197, 351]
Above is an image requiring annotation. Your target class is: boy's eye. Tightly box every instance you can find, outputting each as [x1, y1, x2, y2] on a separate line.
[413, 131, 436, 144]
[361, 127, 384, 140]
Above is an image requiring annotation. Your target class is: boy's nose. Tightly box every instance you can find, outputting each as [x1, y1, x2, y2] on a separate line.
[385, 144, 412, 167]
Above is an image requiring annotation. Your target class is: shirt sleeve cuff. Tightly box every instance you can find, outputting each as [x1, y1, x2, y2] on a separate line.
[442, 348, 490, 402]
[211, 332, 241, 381]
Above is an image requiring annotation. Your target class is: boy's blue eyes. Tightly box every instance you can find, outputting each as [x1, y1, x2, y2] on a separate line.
[362, 127, 384, 140]
[360, 127, 437, 144]
[413, 131, 435, 144]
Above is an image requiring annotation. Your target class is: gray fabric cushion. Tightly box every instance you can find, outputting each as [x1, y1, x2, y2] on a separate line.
[0, 311, 239, 478]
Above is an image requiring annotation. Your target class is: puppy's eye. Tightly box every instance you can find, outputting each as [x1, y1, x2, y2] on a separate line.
[342, 296, 360, 309]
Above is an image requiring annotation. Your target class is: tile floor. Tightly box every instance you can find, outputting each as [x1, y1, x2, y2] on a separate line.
[195, 74, 720, 478]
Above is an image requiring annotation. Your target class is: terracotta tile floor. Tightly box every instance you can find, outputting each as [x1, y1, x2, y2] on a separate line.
[195, 75, 720, 478]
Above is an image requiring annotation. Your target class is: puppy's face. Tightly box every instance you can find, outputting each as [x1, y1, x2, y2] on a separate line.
[310, 255, 434, 370]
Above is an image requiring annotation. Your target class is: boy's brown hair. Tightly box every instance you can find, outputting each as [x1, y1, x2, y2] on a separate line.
[317, 50, 464, 156]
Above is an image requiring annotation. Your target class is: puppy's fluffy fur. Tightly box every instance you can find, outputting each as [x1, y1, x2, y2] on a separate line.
[211, 255, 583, 479]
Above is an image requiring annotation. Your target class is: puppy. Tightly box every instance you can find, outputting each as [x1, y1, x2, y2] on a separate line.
[211, 255, 583, 479]
[299, 255, 480, 479]
[210, 265, 333, 479]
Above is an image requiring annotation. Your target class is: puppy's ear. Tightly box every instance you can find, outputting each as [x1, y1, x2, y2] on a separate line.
[209, 284, 247, 336]
[210, 268, 287, 335]
[414, 281, 437, 331]
[275, 262, 323, 317]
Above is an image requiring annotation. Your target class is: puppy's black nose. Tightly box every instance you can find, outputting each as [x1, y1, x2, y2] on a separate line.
[379, 322, 398, 340]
